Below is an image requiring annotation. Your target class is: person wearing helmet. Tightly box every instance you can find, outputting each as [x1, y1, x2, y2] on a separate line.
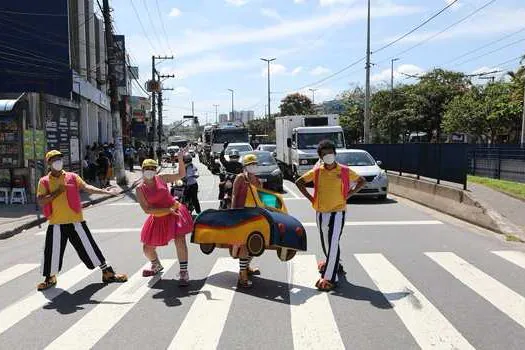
[183, 152, 201, 214]
[230, 153, 262, 288]
[220, 142, 243, 174]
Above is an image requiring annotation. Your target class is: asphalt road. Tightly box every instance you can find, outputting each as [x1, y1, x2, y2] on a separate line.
[1, 159, 525, 349]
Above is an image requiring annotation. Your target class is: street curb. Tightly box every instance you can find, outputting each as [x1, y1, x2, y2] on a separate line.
[0, 180, 141, 241]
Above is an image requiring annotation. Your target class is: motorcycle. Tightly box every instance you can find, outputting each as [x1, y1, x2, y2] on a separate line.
[170, 179, 195, 213]
[218, 171, 237, 209]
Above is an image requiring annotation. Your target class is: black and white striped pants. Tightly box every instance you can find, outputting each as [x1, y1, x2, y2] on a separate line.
[41, 222, 106, 277]
[317, 211, 346, 283]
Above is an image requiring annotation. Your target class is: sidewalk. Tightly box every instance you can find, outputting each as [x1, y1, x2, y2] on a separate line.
[0, 168, 143, 239]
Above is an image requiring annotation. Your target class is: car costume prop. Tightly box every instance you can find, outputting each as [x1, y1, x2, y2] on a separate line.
[191, 185, 306, 262]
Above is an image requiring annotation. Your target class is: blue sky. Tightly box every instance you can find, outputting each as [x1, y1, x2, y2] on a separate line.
[110, 0, 525, 124]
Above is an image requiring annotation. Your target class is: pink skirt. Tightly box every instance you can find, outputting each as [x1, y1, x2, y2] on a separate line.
[141, 214, 186, 246]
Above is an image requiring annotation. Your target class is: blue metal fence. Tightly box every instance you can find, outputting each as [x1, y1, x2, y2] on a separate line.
[468, 146, 525, 183]
[351, 143, 468, 189]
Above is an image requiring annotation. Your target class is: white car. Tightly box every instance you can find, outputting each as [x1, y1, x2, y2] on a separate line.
[224, 143, 253, 155]
[336, 149, 388, 200]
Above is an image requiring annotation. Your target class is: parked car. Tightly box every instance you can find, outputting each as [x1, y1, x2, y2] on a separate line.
[224, 142, 253, 155]
[240, 151, 283, 192]
[336, 149, 388, 200]
[192, 186, 306, 261]
[256, 144, 277, 157]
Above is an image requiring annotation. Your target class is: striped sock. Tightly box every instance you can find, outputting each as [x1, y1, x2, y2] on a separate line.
[99, 263, 108, 271]
[179, 261, 188, 273]
[239, 258, 249, 271]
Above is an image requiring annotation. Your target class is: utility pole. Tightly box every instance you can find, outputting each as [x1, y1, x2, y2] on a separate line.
[364, 0, 372, 144]
[102, 0, 126, 184]
[150, 55, 174, 159]
[521, 80, 525, 147]
[228, 89, 234, 122]
[213, 104, 219, 123]
[390, 58, 399, 143]
[158, 85, 173, 148]
[261, 58, 276, 122]
[309, 88, 317, 104]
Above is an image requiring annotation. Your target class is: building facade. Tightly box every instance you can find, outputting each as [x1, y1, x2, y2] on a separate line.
[229, 110, 254, 124]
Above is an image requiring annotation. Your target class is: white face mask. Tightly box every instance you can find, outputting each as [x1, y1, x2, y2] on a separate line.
[245, 165, 258, 174]
[143, 170, 156, 180]
[322, 154, 336, 165]
[51, 160, 63, 171]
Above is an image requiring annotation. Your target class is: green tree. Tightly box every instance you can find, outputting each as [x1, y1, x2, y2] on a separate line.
[338, 87, 364, 144]
[279, 93, 314, 115]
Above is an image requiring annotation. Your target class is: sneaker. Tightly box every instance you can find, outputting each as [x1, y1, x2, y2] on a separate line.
[315, 278, 335, 292]
[247, 266, 260, 276]
[37, 275, 57, 291]
[102, 267, 128, 283]
[179, 271, 189, 287]
[142, 262, 164, 277]
[237, 270, 253, 289]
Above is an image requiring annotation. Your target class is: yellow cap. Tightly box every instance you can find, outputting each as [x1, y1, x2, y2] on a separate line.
[45, 150, 63, 162]
[142, 159, 158, 168]
[242, 154, 258, 166]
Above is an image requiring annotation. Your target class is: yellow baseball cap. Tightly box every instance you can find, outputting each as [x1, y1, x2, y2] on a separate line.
[45, 150, 63, 162]
[242, 154, 258, 166]
[142, 159, 158, 168]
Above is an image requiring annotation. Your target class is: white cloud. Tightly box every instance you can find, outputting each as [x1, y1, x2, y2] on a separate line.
[174, 86, 191, 95]
[261, 63, 287, 77]
[292, 66, 303, 75]
[261, 8, 283, 21]
[225, 0, 249, 6]
[310, 66, 332, 76]
[294, 0, 305, 3]
[169, 8, 181, 17]
[298, 87, 336, 102]
[320, 0, 356, 7]
[471, 66, 508, 83]
[172, 55, 255, 79]
[371, 64, 424, 83]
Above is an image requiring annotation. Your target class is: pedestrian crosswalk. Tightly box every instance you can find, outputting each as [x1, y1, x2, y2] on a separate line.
[0, 250, 524, 349]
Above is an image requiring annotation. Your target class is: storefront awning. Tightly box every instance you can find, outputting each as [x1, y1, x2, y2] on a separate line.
[0, 94, 23, 113]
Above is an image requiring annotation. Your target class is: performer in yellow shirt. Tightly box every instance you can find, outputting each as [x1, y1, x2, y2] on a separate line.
[36, 150, 128, 291]
[295, 140, 366, 291]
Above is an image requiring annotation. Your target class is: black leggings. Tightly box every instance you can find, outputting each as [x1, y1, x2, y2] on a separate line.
[185, 183, 201, 214]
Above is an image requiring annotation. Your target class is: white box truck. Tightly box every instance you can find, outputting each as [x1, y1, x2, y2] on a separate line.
[275, 114, 346, 179]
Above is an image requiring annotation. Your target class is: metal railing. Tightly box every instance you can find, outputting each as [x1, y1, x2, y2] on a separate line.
[468, 146, 525, 183]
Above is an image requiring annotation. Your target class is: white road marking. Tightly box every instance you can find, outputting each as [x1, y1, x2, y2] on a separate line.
[168, 258, 238, 349]
[288, 255, 345, 349]
[283, 183, 301, 199]
[0, 264, 40, 287]
[0, 263, 97, 335]
[45, 260, 176, 350]
[356, 253, 474, 349]
[426, 252, 525, 329]
[492, 251, 525, 270]
[303, 220, 443, 227]
[35, 228, 141, 236]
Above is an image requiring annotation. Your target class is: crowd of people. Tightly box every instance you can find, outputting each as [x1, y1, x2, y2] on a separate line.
[37, 139, 366, 293]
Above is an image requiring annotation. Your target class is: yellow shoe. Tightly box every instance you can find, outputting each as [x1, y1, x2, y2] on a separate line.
[37, 275, 57, 291]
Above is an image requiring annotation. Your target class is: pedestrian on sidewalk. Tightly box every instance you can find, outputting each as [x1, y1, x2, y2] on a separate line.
[136, 151, 191, 286]
[183, 152, 201, 214]
[230, 153, 262, 288]
[36, 150, 128, 292]
[96, 152, 110, 188]
[295, 140, 366, 291]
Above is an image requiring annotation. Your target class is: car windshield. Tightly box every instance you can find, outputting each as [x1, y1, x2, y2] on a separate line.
[297, 132, 344, 149]
[259, 145, 276, 152]
[226, 144, 252, 153]
[213, 130, 249, 143]
[258, 191, 282, 209]
[244, 151, 275, 166]
[336, 152, 376, 166]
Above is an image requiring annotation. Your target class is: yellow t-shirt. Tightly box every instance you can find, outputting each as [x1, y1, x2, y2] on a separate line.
[37, 171, 85, 225]
[300, 164, 360, 213]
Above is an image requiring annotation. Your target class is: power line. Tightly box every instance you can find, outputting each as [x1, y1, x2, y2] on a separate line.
[142, 0, 165, 52]
[372, 0, 459, 54]
[129, 0, 158, 51]
[295, 56, 366, 91]
[378, 0, 498, 65]
[455, 37, 525, 67]
[155, 0, 174, 55]
[0, 9, 67, 16]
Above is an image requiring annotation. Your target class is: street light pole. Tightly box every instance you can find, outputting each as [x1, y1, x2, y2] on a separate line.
[364, 0, 372, 144]
[213, 104, 219, 123]
[391, 58, 399, 93]
[261, 58, 276, 121]
[390, 58, 399, 144]
[309, 88, 317, 104]
[227, 89, 234, 122]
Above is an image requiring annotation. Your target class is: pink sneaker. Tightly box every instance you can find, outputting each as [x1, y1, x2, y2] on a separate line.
[142, 262, 164, 277]
[179, 271, 189, 286]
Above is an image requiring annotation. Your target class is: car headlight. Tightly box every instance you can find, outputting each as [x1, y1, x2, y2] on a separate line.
[271, 168, 281, 176]
[377, 170, 387, 179]
[300, 159, 308, 165]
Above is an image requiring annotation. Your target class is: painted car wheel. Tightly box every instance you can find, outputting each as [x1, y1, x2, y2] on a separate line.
[200, 243, 215, 255]
[246, 232, 265, 257]
[276, 247, 296, 262]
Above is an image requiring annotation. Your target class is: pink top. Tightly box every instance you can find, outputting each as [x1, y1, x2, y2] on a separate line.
[140, 176, 176, 210]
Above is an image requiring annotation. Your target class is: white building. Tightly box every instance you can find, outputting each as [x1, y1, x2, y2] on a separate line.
[229, 110, 254, 124]
[219, 114, 229, 123]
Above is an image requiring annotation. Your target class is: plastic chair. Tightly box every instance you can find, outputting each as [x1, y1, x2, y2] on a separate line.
[10, 188, 26, 205]
[0, 187, 9, 204]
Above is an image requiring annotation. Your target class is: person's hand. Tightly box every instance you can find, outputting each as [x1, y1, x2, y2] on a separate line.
[55, 185, 66, 196]
[105, 186, 120, 196]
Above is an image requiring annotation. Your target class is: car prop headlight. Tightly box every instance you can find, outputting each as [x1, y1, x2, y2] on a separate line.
[300, 159, 308, 165]
[377, 170, 387, 180]
[271, 168, 282, 176]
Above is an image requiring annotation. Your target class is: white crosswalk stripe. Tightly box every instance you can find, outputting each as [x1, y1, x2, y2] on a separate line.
[426, 252, 525, 329]
[288, 255, 345, 349]
[0, 264, 39, 287]
[168, 257, 238, 349]
[0, 263, 97, 336]
[492, 250, 525, 270]
[356, 253, 475, 349]
[45, 260, 176, 350]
